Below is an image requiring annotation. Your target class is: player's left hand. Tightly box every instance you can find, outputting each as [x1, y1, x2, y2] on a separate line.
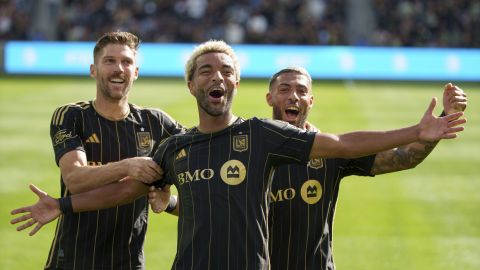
[443, 83, 467, 114]
[148, 185, 171, 213]
[418, 97, 466, 142]
[10, 184, 61, 236]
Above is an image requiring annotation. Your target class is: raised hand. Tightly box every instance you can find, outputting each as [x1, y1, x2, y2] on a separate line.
[443, 83, 467, 114]
[10, 184, 61, 236]
[418, 97, 466, 142]
[148, 185, 172, 213]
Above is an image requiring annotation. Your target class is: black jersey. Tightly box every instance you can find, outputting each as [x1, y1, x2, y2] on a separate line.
[268, 155, 376, 270]
[47, 101, 183, 270]
[152, 117, 316, 270]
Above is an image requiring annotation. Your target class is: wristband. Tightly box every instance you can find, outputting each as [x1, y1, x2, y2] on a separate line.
[165, 196, 177, 213]
[58, 197, 73, 214]
[439, 111, 446, 117]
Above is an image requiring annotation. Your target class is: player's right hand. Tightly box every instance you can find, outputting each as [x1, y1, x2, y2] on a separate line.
[10, 184, 61, 236]
[148, 185, 171, 213]
[123, 157, 163, 184]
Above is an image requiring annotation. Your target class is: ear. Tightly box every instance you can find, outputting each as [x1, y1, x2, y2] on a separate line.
[89, 64, 96, 78]
[266, 92, 273, 106]
[187, 81, 195, 96]
[134, 67, 139, 80]
[308, 94, 314, 109]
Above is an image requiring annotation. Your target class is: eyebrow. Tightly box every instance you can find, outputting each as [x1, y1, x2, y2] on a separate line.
[278, 82, 308, 89]
[198, 64, 234, 70]
[102, 55, 133, 61]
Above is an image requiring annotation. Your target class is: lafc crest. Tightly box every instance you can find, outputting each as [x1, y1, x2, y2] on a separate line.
[308, 158, 323, 169]
[233, 135, 248, 152]
[136, 132, 152, 151]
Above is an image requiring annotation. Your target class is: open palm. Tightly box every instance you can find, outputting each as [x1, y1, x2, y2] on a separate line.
[10, 184, 61, 236]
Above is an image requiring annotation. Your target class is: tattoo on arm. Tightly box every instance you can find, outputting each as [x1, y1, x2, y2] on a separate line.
[371, 141, 438, 175]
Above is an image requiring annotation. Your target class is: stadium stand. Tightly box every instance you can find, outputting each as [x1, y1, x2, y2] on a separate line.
[0, 0, 478, 47]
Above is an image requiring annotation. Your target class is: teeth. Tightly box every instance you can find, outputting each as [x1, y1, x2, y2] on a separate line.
[110, 78, 124, 83]
[286, 106, 299, 112]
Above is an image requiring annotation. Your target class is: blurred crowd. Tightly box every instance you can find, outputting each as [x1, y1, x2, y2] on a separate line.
[1, 0, 479, 47]
[371, 0, 480, 47]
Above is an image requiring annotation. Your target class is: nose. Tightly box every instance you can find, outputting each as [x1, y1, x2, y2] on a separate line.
[113, 61, 124, 73]
[212, 71, 224, 82]
[288, 90, 299, 102]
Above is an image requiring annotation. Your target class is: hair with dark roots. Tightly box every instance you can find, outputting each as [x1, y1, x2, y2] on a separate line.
[184, 40, 241, 83]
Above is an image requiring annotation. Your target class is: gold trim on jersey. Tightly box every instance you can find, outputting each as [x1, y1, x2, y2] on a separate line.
[92, 100, 130, 121]
[52, 102, 90, 126]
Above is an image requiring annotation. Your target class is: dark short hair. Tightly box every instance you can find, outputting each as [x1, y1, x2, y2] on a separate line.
[93, 32, 140, 63]
[268, 67, 312, 92]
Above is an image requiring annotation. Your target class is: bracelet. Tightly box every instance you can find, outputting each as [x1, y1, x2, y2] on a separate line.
[439, 111, 446, 117]
[165, 196, 177, 213]
[58, 197, 73, 215]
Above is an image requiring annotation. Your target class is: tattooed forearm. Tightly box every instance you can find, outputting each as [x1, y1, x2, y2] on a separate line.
[371, 141, 439, 175]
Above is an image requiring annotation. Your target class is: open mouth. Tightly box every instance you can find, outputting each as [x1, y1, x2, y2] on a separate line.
[285, 106, 300, 119]
[208, 87, 225, 102]
[109, 77, 125, 84]
[209, 89, 224, 98]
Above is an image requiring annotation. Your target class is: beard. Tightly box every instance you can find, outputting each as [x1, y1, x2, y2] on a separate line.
[195, 88, 235, 117]
[272, 106, 309, 128]
[97, 71, 132, 101]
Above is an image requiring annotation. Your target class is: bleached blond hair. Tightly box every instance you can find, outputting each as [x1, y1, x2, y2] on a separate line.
[184, 40, 241, 82]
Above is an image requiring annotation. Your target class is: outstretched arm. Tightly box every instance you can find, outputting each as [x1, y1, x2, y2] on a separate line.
[371, 83, 467, 175]
[309, 97, 466, 159]
[10, 184, 61, 236]
[11, 180, 150, 235]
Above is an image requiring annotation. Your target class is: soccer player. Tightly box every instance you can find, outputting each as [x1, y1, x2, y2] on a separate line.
[39, 31, 183, 269]
[265, 67, 467, 270]
[147, 67, 468, 270]
[11, 40, 466, 269]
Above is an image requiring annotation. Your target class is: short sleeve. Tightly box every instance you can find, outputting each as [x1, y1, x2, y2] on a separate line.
[150, 137, 174, 188]
[258, 118, 316, 166]
[50, 104, 85, 165]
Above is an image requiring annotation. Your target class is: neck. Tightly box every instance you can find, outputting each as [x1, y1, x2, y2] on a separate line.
[275, 118, 308, 131]
[92, 97, 130, 121]
[197, 111, 236, 133]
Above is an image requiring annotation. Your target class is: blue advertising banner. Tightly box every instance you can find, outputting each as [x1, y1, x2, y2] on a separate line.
[5, 41, 480, 81]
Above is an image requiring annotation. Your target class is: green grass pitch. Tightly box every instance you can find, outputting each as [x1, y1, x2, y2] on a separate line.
[0, 76, 479, 269]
